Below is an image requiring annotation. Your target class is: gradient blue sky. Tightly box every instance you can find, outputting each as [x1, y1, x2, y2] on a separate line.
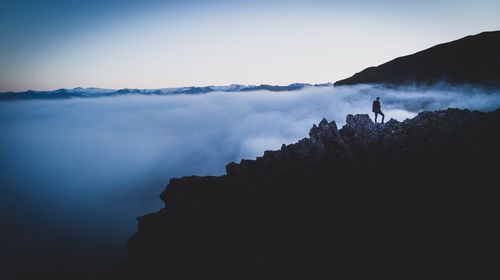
[1, 0, 499, 91]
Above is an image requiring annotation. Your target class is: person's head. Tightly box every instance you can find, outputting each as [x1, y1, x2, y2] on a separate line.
[376, 97, 380, 100]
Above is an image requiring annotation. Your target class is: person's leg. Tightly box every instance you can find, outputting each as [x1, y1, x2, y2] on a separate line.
[374, 112, 378, 123]
[380, 111, 385, 123]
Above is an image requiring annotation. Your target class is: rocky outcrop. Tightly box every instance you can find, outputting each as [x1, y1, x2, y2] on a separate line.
[334, 31, 500, 86]
[124, 108, 500, 278]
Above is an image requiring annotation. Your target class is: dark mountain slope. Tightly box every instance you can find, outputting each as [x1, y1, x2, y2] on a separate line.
[334, 31, 500, 86]
[117, 108, 500, 279]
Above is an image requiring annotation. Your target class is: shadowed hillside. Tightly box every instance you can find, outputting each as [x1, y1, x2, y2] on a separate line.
[334, 31, 500, 86]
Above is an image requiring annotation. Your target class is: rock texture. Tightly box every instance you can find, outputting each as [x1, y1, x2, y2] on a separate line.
[123, 108, 500, 278]
[334, 31, 500, 86]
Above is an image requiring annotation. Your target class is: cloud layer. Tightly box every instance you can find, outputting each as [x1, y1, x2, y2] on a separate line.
[0, 85, 499, 277]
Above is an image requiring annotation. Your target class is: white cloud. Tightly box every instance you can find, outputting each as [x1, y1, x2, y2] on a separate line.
[0, 84, 499, 272]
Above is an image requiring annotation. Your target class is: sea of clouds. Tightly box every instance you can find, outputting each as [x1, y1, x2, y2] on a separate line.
[1, 84, 499, 277]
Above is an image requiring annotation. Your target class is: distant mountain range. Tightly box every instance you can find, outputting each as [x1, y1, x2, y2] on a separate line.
[334, 30, 500, 86]
[4, 30, 499, 102]
[0, 83, 334, 100]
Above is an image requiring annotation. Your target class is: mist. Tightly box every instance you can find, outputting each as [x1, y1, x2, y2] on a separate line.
[1, 84, 499, 278]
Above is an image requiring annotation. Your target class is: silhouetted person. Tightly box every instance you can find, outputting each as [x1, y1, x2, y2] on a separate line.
[372, 97, 385, 123]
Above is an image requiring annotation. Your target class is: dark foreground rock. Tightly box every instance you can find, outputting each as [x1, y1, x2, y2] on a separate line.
[118, 108, 499, 279]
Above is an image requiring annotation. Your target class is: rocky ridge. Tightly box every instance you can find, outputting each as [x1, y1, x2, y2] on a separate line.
[123, 108, 500, 278]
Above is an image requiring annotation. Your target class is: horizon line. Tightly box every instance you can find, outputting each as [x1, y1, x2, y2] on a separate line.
[0, 82, 337, 94]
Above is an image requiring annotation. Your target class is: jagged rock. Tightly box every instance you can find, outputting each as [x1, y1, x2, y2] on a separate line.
[123, 108, 500, 279]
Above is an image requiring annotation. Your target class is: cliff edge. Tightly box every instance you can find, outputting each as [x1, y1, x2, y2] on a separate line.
[123, 108, 500, 278]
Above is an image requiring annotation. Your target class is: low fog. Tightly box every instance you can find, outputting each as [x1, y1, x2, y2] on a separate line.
[1, 84, 499, 277]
